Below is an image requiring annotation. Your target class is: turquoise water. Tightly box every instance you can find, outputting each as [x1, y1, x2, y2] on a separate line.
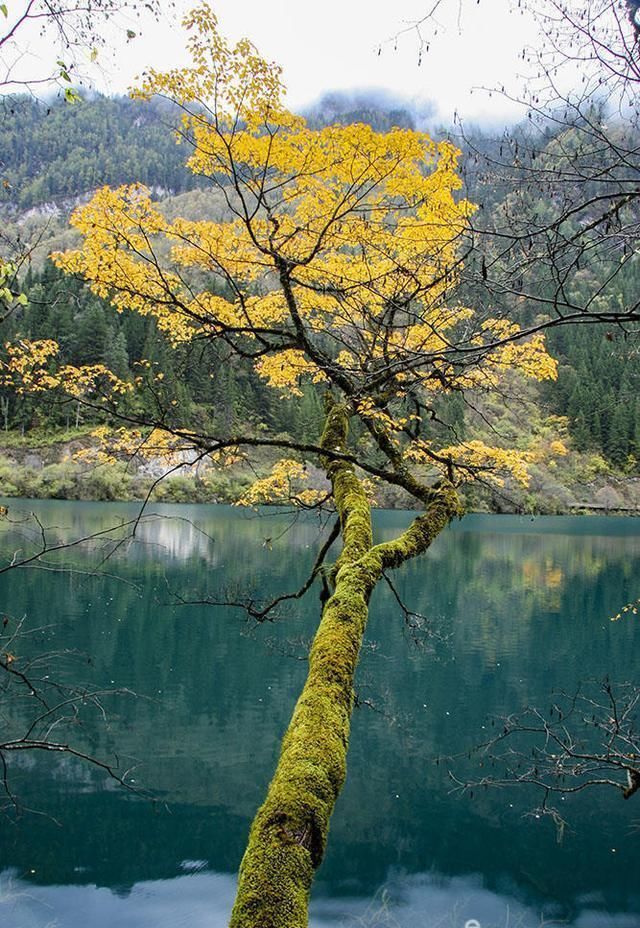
[0, 501, 638, 927]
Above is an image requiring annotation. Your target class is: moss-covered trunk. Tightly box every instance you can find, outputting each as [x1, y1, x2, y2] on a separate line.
[229, 404, 460, 928]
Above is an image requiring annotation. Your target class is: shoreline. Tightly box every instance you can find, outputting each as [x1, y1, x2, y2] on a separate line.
[0, 432, 638, 516]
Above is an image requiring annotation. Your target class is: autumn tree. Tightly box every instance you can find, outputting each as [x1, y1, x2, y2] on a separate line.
[0, 4, 579, 923]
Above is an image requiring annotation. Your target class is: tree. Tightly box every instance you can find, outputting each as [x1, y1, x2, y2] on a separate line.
[4, 4, 612, 923]
[387, 0, 640, 835]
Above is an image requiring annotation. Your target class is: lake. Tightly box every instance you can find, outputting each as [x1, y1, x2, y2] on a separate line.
[0, 501, 638, 927]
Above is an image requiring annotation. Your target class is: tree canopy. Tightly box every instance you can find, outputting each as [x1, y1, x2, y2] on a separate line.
[41, 4, 561, 498]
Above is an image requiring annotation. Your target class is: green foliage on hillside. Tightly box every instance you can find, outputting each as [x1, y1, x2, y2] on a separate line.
[547, 323, 640, 470]
[0, 95, 200, 209]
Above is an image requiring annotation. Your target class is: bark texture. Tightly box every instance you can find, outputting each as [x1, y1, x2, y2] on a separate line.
[229, 404, 461, 928]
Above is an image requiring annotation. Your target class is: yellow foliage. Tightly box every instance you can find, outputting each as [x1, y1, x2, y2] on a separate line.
[74, 426, 201, 467]
[435, 440, 535, 487]
[0, 339, 60, 392]
[611, 597, 640, 622]
[255, 350, 327, 396]
[236, 459, 325, 508]
[0, 340, 131, 397]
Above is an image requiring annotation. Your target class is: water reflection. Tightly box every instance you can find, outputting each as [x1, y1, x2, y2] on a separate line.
[0, 500, 329, 567]
[2, 868, 638, 928]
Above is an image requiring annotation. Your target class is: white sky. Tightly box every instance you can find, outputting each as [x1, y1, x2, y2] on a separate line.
[7, 0, 542, 125]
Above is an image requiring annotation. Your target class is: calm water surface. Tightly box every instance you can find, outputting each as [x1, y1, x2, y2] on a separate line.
[0, 501, 638, 927]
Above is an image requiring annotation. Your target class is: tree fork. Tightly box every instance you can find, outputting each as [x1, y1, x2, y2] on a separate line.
[229, 403, 461, 927]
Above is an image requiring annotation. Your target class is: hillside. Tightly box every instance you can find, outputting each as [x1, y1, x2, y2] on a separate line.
[0, 95, 199, 210]
[0, 93, 638, 512]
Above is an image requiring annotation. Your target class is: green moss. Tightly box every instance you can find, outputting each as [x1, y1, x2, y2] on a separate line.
[373, 482, 462, 570]
[229, 405, 461, 927]
[230, 562, 369, 927]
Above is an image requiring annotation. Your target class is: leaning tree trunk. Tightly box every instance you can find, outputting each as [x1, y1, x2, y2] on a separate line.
[229, 404, 460, 928]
